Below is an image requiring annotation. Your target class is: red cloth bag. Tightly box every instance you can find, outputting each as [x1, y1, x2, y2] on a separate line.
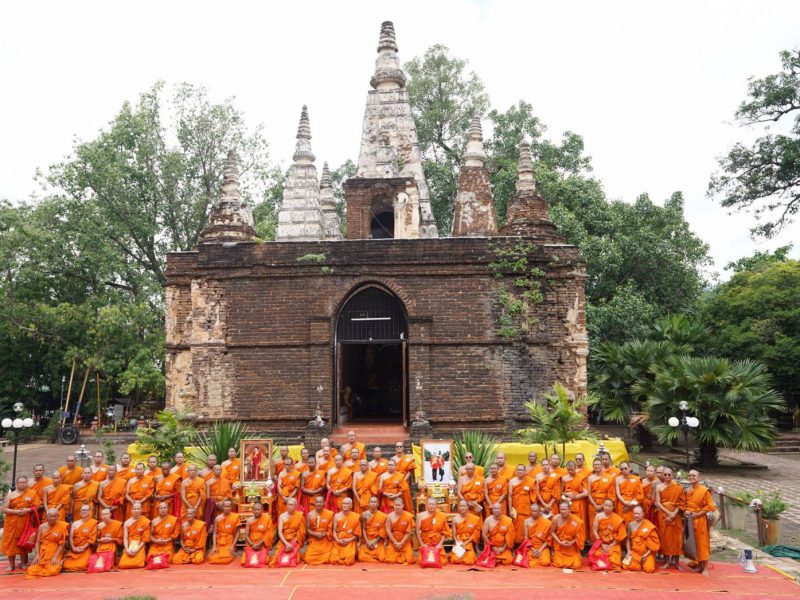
[87, 550, 115, 573]
[243, 547, 268, 568]
[274, 542, 299, 568]
[513, 540, 531, 568]
[145, 553, 171, 570]
[587, 539, 610, 571]
[418, 545, 443, 568]
[476, 545, 497, 568]
[17, 509, 40, 551]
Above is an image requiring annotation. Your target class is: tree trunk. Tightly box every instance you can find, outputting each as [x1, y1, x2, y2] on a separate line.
[698, 441, 719, 469]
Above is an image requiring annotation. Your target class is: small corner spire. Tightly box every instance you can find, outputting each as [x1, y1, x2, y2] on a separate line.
[320, 162, 332, 189]
[516, 139, 536, 193]
[463, 112, 486, 168]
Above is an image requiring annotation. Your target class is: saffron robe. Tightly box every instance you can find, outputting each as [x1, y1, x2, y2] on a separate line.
[418, 510, 449, 563]
[181, 476, 206, 520]
[45, 484, 71, 522]
[72, 480, 100, 520]
[562, 473, 589, 536]
[460, 475, 486, 518]
[593, 512, 626, 568]
[353, 471, 378, 513]
[330, 512, 361, 565]
[588, 475, 614, 539]
[270, 511, 306, 567]
[207, 512, 240, 564]
[525, 516, 553, 567]
[300, 470, 327, 514]
[369, 458, 389, 476]
[684, 484, 716, 562]
[222, 458, 242, 485]
[303, 509, 334, 565]
[384, 511, 415, 565]
[623, 519, 660, 573]
[116, 465, 137, 483]
[510, 477, 534, 543]
[498, 464, 516, 482]
[125, 477, 153, 519]
[379, 472, 406, 513]
[327, 466, 353, 511]
[62, 518, 98, 571]
[486, 514, 516, 565]
[30, 477, 53, 505]
[537, 472, 562, 514]
[394, 454, 415, 510]
[90, 464, 109, 482]
[604, 466, 621, 478]
[172, 519, 207, 564]
[153, 472, 181, 517]
[99, 476, 127, 520]
[147, 514, 179, 559]
[340, 441, 366, 462]
[616, 476, 645, 524]
[551, 516, 585, 569]
[358, 510, 387, 563]
[25, 521, 69, 579]
[118, 516, 151, 569]
[2, 489, 41, 557]
[449, 513, 481, 565]
[485, 474, 509, 516]
[207, 477, 232, 514]
[58, 465, 84, 487]
[277, 468, 301, 515]
[95, 519, 123, 554]
[241, 514, 274, 565]
[642, 477, 658, 515]
[657, 481, 685, 555]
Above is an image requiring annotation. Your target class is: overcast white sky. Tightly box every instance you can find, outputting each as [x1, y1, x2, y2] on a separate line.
[2, 0, 798, 278]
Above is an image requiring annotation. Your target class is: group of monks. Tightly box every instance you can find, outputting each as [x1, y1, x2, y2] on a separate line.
[1, 432, 717, 578]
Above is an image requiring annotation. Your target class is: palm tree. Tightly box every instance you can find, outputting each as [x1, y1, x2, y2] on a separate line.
[642, 356, 785, 467]
[518, 382, 595, 457]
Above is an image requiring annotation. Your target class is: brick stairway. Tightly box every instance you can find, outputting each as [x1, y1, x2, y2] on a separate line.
[767, 432, 800, 454]
[330, 422, 409, 446]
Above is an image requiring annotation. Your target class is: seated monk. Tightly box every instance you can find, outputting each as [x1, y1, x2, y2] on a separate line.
[71, 469, 99, 521]
[277, 456, 301, 516]
[330, 497, 361, 565]
[2, 475, 41, 572]
[93, 507, 123, 567]
[352, 459, 378, 514]
[369, 447, 389, 476]
[147, 501, 179, 562]
[484, 463, 508, 517]
[271, 498, 307, 567]
[125, 463, 153, 520]
[587, 459, 614, 540]
[551, 501, 585, 569]
[684, 470, 716, 575]
[172, 508, 207, 565]
[299, 457, 326, 515]
[535, 461, 562, 517]
[242, 502, 274, 567]
[180, 464, 206, 520]
[118, 501, 151, 569]
[416, 497, 449, 563]
[358, 496, 387, 563]
[623, 506, 660, 573]
[456, 463, 485, 524]
[482, 502, 515, 565]
[457, 452, 485, 478]
[614, 462, 644, 526]
[509, 464, 534, 544]
[384, 498, 415, 565]
[43, 471, 71, 523]
[449, 500, 481, 565]
[207, 498, 240, 564]
[326, 455, 353, 512]
[62, 504, 98, 571]
[25, 508, 68, 579]
[303, 495, 334, 565]
[523, 503, 552, 567]
[655, 467, 685, 569]
[591, 499, 626, 569]
[378, 459, 405, 513]
[97, 465, 126, 521]
[152, 461, 181, 519]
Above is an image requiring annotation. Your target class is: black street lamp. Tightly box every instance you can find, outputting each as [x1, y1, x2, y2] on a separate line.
[2, 402, 35, 490]
[668, 400, 700, 475]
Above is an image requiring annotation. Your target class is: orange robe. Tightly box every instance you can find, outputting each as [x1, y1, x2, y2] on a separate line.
[45, 484, 71, 522]
[384, 511, 415, 565]
[2, 489, 41, 557]
[624, 519, 660, 573]
[657, 481, 685, 555]
[327, 467, 353, 512]
[241, 514, 274, 566]
[370, 459, 389, 476]
[270, 511, 306, 567]
[72, 480, 100, 520]
[300, 470, 327, 514]
[30, 477, 53, 506]
[318, 457, 335, 474]
[125, 477, 153, 519]
[486, 514, 515, 565]
[563, 473, 588, 536]
[91, 464, 110, 482]
[95, 519, 123, 554]
[208, 477, 232, 515]
[207, 512, 240, 564]
[172, 519, 207, 564]
[353, 471, 378, 513]
[616, 476, 645, 525]
[460, 475, 486, 519]
[485, 475, 509, 516]
[588, 475, 614, 539]
[379, 472, 406, 513]
[604, 466, 621, 478]
[394, 455, 415, 510]
[58, 466, 84, 487]
[684, 484, 716, 562]
[498, 464, 515, 482]
[152, 472, 181, 518]
[25, 521, 69, 578]
[330, 512, 361, 565]
[222, 458, 242, 485]
[510, 477, 534, 543]
[62, 518, 98, 571]
[524, 516, 552, 567]
[117, 466, 137, 482]
[99, 476, 127, 520]
[537, 472, 562, 514]
[341, 441, 366, 462]
[118, 516, 151, 569]
[642, 477, 657, 515]
[147, 514, 179, 560]
[419, 510, 449, 563]
[592, 512, 626, 568]
[551, 516, 585, 569]
[181, 477, 206, 519]
[449, 513, 481, 565]
[303, 509, 334, 565]
[358, 510, 387, 563]
[277, 469, 301, 515]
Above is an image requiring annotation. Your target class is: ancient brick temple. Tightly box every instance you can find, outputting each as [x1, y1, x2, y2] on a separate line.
[165, 22, 589, 445]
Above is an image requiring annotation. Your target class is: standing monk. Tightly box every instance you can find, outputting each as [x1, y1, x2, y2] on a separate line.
[25, 508, 68, 579]
[378, 459, 405, 513]
[2, 476, 41, 571]
[43, 471, 71, 522]
[655, 467, 684, 569]
[614, 462, 644, 525]
[587, 459, 614, 539]
[458, 452, 485, 478]
[296, 448, 311, 474]
[125, 463, 153, 519]
[384, 498, 415, 565]
[199, 454, 218, 481]
[591, 499, 626, 569]
[144, 455, 160, 482]
[601, 452, 621, 478]
[207, 498, 240, 564]
[340, 430, 366, 462]
[417, 497, 449, 563]
[344, 447, 361, 471]
[508, 464, 534, 543]
[206, 464, 232, 518]
[58, 455, 83, 487]
[456, 462, 485, 523]
[303, 495, 334, 565]
[299, 456, 326, 514]
[330, 497, 361, 565]
[369, 447, 389, 475]
[271, 498, 306, 567]
[392, 442, 415, 510]
[525, 452, 542, 478]
[242, 502, 273, 567]
[684, 470, 716, 575]
[535, 460, 562, 517]
[482, 503, 515, 565]
[116, 453, 135, 482]
[562, 460, 589, 534]
[118, 501, 150, 569]
[449, 499, 481, 565]
[147, 501, 179, 562]
[62, 504, 98, 571]
[641, 465, 658, 517]
[277, 456, 301, 515]
[274, 447, 290, 478]
[522, 503, 552, 567]
[71, 468, 99, 520]
[495, 453, 515, 482]
[94, 507, 123, 567]
[30, 464, 53, 506]
[222, 447, 242, 490]
[358, 496, 387, 563]
[326, 454, 353, 512]
[575, 453, 591, 479]
[171, 507, 207, 565]
[180, 464, 206, 520]
[484, 463, 508, 517]
[551, 501, 585, 569]
[97, 464, 126, 520]
[623, 505, 660, 573]
[353, 458, 378, 514]
[152, 461, 180, 518]
[90, 451, 109, 482]
[549, 454, 566, 477]
[171, 452, 190, 481]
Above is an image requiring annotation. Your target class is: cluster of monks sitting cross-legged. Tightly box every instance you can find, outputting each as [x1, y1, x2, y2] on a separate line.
[1, 434, 716, 577]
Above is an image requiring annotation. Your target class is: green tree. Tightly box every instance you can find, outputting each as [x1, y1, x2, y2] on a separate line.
[135, 410, 196, 463]
[518, 383, 595, 458]
[709, 49, 800, 237]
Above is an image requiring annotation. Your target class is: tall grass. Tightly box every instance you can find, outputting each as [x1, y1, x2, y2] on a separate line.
[452, 430, 499, 472]
[194, 420, 250, 464]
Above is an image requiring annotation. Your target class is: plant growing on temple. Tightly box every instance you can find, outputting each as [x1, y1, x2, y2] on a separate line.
[135, 410, 196, 463]
[452, 431, 499, 472]
[518, 382, 595, 458]
[194, 420, 250, 465]
[488, 239, 546, 339]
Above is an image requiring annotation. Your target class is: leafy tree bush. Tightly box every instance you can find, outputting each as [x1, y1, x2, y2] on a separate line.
[135, 410, 196, 463]
[518, 382, 595, 458]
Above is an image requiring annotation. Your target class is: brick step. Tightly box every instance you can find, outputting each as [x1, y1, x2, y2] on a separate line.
[330, 424, 409, 446]
[767, 447, 800, 454]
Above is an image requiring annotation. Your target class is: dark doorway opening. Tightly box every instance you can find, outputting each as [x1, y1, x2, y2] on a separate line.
[370, 211, 394, 239]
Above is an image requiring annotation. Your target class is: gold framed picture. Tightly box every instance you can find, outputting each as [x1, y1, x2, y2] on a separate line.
[421, 439, 454, 485]
[240, 438, 273, 484]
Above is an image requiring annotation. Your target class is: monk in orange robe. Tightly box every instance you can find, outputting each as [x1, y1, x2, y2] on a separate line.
[353, 459, 378, 514]
[378, 459, 406, 513]
[684, 470, 716, 574]
[71, 469, 100, 520]
[181, 464, 206, 520]
[90, 451, 110, 482]
[392, 442, 415, 511]
[369, 447, 389, 476]
[340, 431, 366, 462]
[614, 462, 644, 525]
[118, 501, 151, 569]
[591, 499, 626, 569]
[416, 497, 449, 563]
[242, 502, 274, 566]
[44, 471, 71, 523]
[62, 504, 98, 571]
[299, 457, 326, 514]
[330, 498, 361, 565]
[525, 452, 542, 478]
[125, 463, 153, 519]
[206, 464, 232, 518]
[623, 506, 660, 573]
[641, 465, 658, 515]
[575, 453, 592, 479]
[172, 508, 207, 564]
[274, 446, 290, 478]
[199, 454, 218, 481]
[221, 447, 242, 487]
[562, 460, 589, 534]
[551, 501, 585, 569]
[30, 464, 53, 506]
[456, 463, 485, 523]
[482, 502, 515, 565]
[271, 498, 307, 567]
[326, 455, 353, 512]
[58, 455, 83, 487]
[116, 453, 136, 483]
[344, 447, 361, 471]
[655, 467, 685, 568]
[147, 501, 179, 561]
[601, 452, 621, 478]
[484, 463, 509, 517]
[296, 448, 311, 475]
[384, 498, 415, 565]
[508, 464, 534, 543]
[277, 457, 301, 515]
[358, 496, 387, 563]
[171, 452, 190, 482]
[587, 459, 614, 539]
[535, 461, 562, 516]
[317, 446, 335, 474]
[207, 499, 240, 564]
[449, 500, 481, 565]
[94, 507, 123, 567]
[549, 454, 567, 478]
[2, 476, 41, 571]
[522, 504, 552, 567]
[25, 508, 68, 579]
[152, 461, 181, 518]
[303, 495, 334, 564]
[495, 453, 515, 482]
[458, 453, 485, 478]
[98, 465, 127, 520]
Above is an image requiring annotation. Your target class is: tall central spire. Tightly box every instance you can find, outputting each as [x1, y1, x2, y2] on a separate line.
[370, 21, 407, 90]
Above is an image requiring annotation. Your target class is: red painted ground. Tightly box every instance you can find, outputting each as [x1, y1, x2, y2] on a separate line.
[0, 561, 797, 599]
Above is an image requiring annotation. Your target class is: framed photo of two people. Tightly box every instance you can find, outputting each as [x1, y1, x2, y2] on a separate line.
[421, 439, 454, 485]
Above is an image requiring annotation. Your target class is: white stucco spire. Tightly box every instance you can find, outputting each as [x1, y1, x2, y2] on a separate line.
[516, 139, 536, 193]
[463, 113, 487, 168]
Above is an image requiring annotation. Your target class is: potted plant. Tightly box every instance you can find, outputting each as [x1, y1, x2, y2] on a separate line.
[759, 490, 787, 545]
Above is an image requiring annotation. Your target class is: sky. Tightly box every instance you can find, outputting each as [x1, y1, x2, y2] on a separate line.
[1, 0, 798, 279]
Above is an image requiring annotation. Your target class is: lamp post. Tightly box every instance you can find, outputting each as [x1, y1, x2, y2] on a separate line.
[2, 403, 35, 491]
[668, 400, 700, 475]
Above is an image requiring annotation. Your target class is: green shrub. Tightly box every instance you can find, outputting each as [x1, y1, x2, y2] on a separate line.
[194, 421, 249, 464]
[452, 431, 499, 472]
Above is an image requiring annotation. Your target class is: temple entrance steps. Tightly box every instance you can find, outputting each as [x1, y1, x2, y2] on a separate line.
[330, 423, 409, 447]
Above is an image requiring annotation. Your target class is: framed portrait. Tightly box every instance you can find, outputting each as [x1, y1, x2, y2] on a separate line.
[421, 439, 454, 485]
[240, 438, 273, 483]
